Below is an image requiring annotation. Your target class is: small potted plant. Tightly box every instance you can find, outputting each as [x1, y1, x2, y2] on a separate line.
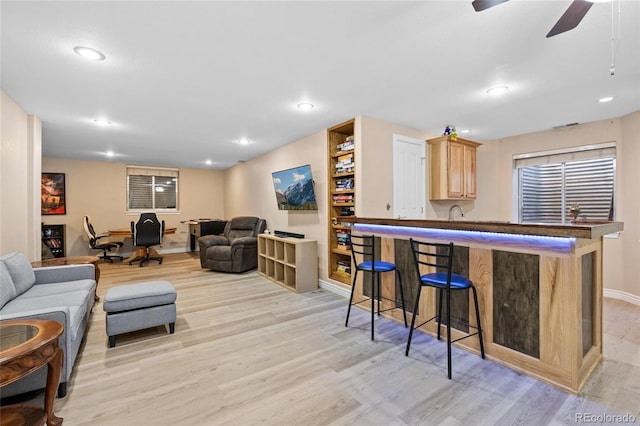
[569, 203, 581, 222]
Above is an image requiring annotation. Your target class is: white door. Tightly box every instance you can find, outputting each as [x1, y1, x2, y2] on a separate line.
[393, 134, 426, 219]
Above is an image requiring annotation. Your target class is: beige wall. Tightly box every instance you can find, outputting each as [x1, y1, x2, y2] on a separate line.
[357, 116, 431, 218]
[477, 112, 639, 297]
[41, 158, 225, 257]
[1, 90, 41, 259]
[224, 129, 329, 278]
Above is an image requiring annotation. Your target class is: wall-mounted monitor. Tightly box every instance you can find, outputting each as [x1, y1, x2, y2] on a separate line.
[272, 164, 318, 210]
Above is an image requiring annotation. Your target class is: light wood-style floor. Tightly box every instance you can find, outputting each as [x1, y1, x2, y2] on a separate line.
[24, 253, 640, 424]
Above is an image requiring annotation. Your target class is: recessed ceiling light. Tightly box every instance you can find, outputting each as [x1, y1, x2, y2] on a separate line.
[237, 138, 250, 145]
[205, 160, 213, 165]
[105, 151, 115, 157]
[74, 46, 106, 61]
[597, 96, 614, 103]
[93, 119, 112, 126]
[487, 86, 509, 95]
[460, 129, 471, 134]
[297, 102, 314, 111]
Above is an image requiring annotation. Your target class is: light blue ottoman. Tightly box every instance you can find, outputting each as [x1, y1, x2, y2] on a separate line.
[104, 280, 177, 347]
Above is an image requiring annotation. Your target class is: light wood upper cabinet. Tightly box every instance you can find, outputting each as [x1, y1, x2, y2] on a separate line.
[427, 136, 481, 200]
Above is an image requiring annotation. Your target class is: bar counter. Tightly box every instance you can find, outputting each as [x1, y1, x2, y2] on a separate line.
[349, 218, 623, 394]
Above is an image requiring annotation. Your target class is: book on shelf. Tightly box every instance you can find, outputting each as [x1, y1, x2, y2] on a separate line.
[337, 136, 354, 152]
[336, 259, 352, 274]
[332, 194, 354, 203]
[335, 166, 354, 174]
[338, 206, 355, 216]
[335, 177, 354, 191]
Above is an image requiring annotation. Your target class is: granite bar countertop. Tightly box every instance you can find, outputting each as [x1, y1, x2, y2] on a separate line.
[350, 218, 623, 240]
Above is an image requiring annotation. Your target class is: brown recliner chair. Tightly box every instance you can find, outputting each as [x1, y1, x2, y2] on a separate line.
[198, 216, 266, 273]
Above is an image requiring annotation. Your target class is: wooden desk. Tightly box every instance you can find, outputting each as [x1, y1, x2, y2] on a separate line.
[108, 227, 176, 238]
[32, 256, 101, 301]
[108, 227, 176, 264]
[0, 319, 64, 426]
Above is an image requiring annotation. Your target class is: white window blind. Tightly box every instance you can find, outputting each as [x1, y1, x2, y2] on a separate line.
[127, 166, 179, 211]
[516, 146, 615, 224]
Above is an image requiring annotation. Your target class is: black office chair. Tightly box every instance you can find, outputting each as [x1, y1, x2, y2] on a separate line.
[405, 238, 485, 379]
[130, 213, 165, 267]
[345, 234, 407, 341]
[83, 216, 123, 262]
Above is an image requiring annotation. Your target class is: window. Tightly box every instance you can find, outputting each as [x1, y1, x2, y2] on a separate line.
[127, 166, 178, 212]
[515, 144, 615, 224]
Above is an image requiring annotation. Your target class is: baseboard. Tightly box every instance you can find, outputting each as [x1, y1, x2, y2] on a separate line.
[157, 247, 191, 255]
[319, 279, 350, 299]
[604, 288, 640, 306]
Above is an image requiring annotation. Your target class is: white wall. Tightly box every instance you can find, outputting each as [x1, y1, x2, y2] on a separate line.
[1, 90, 41, 260]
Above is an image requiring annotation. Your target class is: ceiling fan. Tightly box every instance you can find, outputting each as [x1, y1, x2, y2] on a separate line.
[472, 0, 600, 37]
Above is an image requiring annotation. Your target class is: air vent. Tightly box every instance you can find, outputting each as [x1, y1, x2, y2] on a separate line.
[552, 122, 580, 130]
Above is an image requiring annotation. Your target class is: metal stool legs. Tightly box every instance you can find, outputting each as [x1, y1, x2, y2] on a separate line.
[345, 267, 407, 341]
[406, 284, 485, 380]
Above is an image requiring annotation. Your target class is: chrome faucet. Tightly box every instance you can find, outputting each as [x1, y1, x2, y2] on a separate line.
[448, 204, 464, 221]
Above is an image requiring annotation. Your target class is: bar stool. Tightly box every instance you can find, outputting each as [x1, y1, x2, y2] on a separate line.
[345, 234, 407, 340]
[405, 238, 485, 379]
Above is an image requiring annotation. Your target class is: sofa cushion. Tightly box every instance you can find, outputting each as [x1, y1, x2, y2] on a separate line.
[104, 280, 177, 313]
[0, 262, 17, 309]
[1, 252, 36, 297]
[1, 287, 92, 340]
[19, 279, 95, 298]
[205, 246, 232, 261]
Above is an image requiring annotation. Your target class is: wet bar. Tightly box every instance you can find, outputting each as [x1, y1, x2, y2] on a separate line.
[350, 218, 623, 394]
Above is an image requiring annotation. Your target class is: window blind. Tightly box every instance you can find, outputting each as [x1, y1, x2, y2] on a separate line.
[517, 148, 615, 224]
[127, 166, 179, 211]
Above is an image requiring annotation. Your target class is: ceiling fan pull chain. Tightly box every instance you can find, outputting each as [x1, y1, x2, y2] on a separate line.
[609, 0, 621, 76]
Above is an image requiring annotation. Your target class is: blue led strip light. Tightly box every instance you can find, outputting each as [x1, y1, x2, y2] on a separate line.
[352, 223, 576, 254]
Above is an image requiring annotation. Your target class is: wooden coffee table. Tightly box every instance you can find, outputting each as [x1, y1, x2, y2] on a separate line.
[31, 256, 101, 301]
[0, 319, 64, 426]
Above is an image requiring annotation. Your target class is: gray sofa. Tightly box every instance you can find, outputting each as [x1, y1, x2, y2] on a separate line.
[198, 216, 266, 273]
[0, 252, 96, 398]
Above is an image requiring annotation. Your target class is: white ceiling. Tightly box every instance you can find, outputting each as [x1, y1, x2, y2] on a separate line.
[2, 1, 639, 170]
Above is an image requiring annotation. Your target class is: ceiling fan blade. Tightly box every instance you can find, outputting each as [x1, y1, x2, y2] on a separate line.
[472, 0, 510, 12]
[546, 0, 594, 38]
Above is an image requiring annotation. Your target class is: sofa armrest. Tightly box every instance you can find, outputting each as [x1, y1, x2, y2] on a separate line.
[34, 264, 95, 285]
[198, 235, 230, 249]
[0, 308, 68, 326]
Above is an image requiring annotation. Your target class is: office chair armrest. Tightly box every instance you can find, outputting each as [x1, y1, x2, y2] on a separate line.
[198, 235, 230, 249]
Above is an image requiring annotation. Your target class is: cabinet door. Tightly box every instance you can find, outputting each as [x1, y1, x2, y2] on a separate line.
[463, 145, 477, 199]
[447, 141, 465, 198]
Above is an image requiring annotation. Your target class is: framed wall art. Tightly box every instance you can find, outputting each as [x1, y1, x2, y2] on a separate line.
[41, 172, 66, 215]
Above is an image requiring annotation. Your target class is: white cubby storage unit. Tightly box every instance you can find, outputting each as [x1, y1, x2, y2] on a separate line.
[258, 234, 318, 293]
